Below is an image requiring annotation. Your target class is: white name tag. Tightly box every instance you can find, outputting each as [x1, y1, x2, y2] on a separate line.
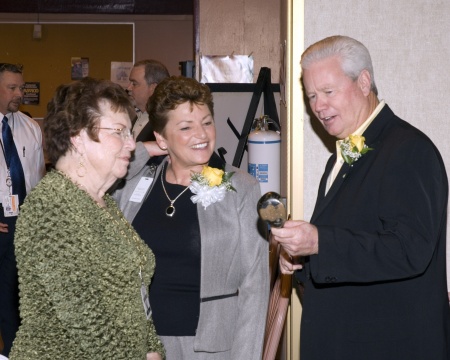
[129, 177, 153, 203]
[3, 194, 19, 217]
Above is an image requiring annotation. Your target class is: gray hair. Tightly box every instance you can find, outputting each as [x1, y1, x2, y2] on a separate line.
[133, 59, 170, 86]
[301, 35, 378, 95]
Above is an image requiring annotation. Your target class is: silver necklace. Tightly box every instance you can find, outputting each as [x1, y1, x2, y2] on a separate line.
[161, 164, 190, 217]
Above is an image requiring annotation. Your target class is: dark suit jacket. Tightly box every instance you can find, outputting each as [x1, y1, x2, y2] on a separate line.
[135, 121, 156, 142]
[297, 105, 450, 360]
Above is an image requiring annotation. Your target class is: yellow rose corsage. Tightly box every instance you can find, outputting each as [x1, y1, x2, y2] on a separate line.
[189, 166, 236, 209]
[340, 135, 373, 165]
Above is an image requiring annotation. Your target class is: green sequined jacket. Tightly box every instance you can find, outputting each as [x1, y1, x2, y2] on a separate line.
[9, 171, 165, 360]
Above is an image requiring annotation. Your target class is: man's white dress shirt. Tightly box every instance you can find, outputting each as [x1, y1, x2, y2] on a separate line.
[0, 111, 45, 203]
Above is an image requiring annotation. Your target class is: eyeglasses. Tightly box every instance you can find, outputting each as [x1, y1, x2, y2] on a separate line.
[95, 127, 132, 141]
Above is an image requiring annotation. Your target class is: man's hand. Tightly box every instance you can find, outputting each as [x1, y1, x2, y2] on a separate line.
[0, 222, 8, 233]
[271, 220, 319, 257]
[142, 141, 168, 157]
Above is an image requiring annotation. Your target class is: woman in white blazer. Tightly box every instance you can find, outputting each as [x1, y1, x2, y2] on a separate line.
[113, 76, 269, 360]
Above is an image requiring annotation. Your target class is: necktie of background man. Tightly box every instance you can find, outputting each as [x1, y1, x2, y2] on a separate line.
[2, 116, 26, 206]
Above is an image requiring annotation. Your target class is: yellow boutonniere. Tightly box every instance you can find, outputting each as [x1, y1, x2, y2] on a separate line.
[340, 135, 373, 165]
[189, 166, 236, 209]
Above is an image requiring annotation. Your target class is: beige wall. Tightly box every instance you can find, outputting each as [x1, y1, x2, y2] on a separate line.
[133, 15, 194, 74]
[0, 13, 194, 76]
[197, 0, 281, 83]
[0, 13, 193, 116]
[0, 22, 134, 117]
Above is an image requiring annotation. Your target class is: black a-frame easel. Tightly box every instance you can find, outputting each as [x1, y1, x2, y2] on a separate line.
[229, 67, 280, 168]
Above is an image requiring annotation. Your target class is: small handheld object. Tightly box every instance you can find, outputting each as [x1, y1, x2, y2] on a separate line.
[257, 191, 287, 228]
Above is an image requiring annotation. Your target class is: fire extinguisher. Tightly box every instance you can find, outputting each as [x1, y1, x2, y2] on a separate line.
[247, 115, 281, 194]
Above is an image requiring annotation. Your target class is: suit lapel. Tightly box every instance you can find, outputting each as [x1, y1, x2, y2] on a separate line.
[136, 121, 156, 142]
[313, 154, 334, 206]
[311, 158, 351, 222]
[310, 104, 396, 223]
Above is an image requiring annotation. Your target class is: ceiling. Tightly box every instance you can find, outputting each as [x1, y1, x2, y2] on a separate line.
[0, 0, 193, 15]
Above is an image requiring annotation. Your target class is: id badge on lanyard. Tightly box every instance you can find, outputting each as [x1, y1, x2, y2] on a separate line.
[3, 168, 19, 217]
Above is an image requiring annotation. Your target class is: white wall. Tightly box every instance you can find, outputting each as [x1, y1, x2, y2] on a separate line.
[212, 91, 280, 170]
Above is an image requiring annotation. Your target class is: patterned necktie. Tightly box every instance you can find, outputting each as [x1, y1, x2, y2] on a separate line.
[2, 116, 26, 205]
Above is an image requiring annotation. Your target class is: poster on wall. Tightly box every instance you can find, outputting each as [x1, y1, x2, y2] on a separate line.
[22, 82, 40, 105]
[111, 61, 133, 88]
[71, 57, 89, 80]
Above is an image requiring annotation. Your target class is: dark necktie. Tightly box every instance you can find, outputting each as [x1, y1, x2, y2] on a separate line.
[2, 116, 26, 205]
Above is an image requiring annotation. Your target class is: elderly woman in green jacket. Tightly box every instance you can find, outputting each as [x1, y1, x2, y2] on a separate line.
[10, 78, 164, 360]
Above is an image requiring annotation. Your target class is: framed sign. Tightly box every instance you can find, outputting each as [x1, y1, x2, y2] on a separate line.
[22, 82, 40, 105]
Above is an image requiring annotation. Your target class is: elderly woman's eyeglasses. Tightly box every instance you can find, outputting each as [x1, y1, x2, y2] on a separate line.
[95, 127, 132, 140]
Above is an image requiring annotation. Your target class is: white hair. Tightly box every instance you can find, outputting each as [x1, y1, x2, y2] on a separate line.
[301, 35, 378, 95]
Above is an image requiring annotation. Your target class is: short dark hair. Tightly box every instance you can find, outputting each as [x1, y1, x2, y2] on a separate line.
[44, 77, 134, 165]
[147, 76, 214, 135]
[0, 63, 23, 74]
[134, 59, 170, 85]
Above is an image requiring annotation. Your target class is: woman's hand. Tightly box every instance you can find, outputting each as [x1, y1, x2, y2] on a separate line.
[146, 352, 163, 360]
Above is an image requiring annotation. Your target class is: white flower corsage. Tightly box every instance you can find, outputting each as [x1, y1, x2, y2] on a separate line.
[189, 166, 236, 209]
[340, 134, 373, 165]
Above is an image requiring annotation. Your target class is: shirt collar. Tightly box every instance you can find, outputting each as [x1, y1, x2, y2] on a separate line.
[336, 100, 385, 161]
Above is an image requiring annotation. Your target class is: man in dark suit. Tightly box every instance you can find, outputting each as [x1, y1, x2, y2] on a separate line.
[271, 35, 450, 359]
[127, 59, 169, 142]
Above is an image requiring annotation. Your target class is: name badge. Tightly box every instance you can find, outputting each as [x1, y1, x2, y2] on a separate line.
[3, 194, 19, 217]
[130, 177, 153, 203]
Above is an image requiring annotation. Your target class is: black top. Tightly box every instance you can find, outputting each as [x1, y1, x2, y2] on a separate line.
[132, 165, 201, 336]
